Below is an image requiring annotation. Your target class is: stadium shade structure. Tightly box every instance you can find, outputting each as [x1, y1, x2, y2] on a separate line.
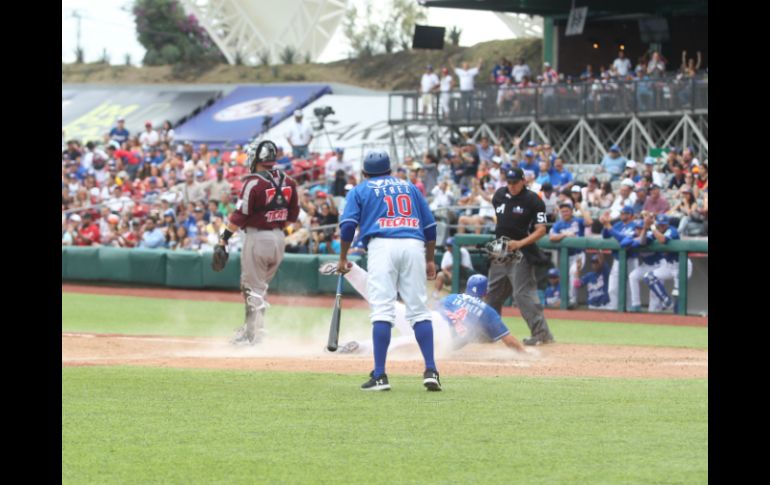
[180, 0, 348, 65]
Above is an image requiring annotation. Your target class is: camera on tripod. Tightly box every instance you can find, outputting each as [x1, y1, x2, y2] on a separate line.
[314, 106, 335, 119]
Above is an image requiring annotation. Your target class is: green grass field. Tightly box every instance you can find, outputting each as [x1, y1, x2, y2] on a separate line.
[62, 292, 708, 484]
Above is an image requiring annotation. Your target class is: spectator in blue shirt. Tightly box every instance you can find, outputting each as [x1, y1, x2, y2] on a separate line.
[475, 136, 494, 163]
[138, 217, 165, 249]
[600, 145, 627, 181]
[549, 158, 574, 191]
[109, 117, 130, 145]
[519, 149, 539, 176]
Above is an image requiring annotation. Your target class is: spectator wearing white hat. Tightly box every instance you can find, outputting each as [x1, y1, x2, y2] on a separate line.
[139, 121, 160, 149]
[609, 178, 638, 220]
[62, 214, 81, 245]
[624, 160, 641, 183]
[286, 110, 313, 158]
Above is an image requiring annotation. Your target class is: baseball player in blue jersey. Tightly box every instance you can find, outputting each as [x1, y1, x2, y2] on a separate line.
[646, 214, 693, 311]
[600, 206, 639, 310]
[544, 268, 561, 307]
[573, 254, 612, 309]
[320, 263, 527, 355]
[336, 150, 440, 392]
[549, 202, 592, 307]
[624, 216, 668, 312]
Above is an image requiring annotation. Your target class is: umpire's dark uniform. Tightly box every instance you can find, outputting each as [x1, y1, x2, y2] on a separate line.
[485, 168, 555, 345]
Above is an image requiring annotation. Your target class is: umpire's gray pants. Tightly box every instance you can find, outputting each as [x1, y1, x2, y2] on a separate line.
[485, 258, 553, 339]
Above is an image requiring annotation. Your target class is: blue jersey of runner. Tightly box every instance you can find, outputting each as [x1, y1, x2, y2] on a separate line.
[436, 293, 510, 349]
[339, 175, 436, 249]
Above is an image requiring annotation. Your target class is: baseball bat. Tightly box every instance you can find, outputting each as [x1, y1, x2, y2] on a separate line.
[326, 274, 344, 352]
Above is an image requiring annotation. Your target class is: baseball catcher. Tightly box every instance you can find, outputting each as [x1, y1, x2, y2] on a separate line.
[213, 139, 299, 345]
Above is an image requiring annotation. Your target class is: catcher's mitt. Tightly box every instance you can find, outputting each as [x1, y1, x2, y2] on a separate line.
[212, 244, 229, 272]
[484, 236, 524, 265]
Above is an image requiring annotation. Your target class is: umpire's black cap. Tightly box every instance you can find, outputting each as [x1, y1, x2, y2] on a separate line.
[506, 167, 525, 182]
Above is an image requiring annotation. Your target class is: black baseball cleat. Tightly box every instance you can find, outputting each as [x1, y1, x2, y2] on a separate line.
[361, 371, 391, 391]
[523, 334, 555, 346]
[423, 369, 442, 391]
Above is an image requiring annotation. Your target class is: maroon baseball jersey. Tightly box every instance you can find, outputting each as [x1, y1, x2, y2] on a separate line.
[229, 170, 299, 230]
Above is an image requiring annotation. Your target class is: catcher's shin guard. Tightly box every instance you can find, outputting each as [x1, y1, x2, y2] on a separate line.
[234, 287, 267, 344]
[643, 272, 672, 309]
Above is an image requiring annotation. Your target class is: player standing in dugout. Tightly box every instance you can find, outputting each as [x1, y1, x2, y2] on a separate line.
[485, 167, 556, 345]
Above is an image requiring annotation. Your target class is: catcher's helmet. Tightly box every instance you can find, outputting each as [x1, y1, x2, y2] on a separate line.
[248, 140, 278, 172]
[465, 274, 488, 298]
[363, 150, 391, 176]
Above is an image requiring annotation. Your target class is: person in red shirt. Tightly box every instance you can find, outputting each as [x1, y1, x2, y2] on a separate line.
[74, 213, 101, 246]
[214, 140, 300, 345]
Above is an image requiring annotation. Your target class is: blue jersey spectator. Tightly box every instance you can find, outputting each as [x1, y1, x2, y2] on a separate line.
[519, 150, 539, 176]
[544, 268, 561, 307]
[600, 145, 628, 181]
[109, 117, 130, 145]
[548, 158, 574, 189]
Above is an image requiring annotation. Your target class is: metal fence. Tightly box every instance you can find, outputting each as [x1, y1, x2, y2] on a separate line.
[390, 76, 708, 124]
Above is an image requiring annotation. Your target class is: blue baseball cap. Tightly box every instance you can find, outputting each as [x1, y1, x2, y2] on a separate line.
[525, 149, 534, 157]
[656, 214, 670, 225]
[445, 237, 454, 247]
[644, 156, 656, 165]
[506, 167, 525, 182]
[528, 141, 537, 147]
[609, 144, 621, 152]
[621, 206, 634, 214]
[547, 268, 559, 278]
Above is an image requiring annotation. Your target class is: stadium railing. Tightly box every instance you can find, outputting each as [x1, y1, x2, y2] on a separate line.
[389, 75, 708, 123]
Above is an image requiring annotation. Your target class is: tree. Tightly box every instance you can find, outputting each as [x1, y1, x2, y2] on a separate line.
[447, 26, 462, 47]
[258, 49, 270, 66]
[74, 47, 84, 64]
[342, 1, 381, 58]
[388, 0, 427, 51]
[124, 53, 133, 66]
[132, 0, 225, 66]
[279, 45, 297, 65]
[99, 48, 110, 64]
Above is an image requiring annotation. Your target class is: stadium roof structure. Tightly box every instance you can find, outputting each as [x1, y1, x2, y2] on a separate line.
[180, 0, 348, 66]
[420, 0, 707, 19]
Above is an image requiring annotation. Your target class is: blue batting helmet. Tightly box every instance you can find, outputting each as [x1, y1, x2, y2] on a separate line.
[547, 268, 559, 278]
[465, 274, 488, 298]
[363, 150, 391, 175]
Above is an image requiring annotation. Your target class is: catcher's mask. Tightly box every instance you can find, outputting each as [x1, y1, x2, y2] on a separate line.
[485, 236, 524, 265]
[248, 140, 278, 173]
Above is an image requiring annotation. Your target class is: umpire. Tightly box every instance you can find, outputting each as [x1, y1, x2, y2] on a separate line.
[485, 167, 555, 345]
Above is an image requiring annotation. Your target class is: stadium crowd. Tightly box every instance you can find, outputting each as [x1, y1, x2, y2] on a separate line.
[418, 49, 706, 117]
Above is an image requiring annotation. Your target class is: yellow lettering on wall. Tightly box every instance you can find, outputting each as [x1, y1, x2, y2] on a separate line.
[63, 103, 139, 143]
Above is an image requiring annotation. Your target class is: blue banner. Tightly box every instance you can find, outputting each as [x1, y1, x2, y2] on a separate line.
[173, 84, 331, 147]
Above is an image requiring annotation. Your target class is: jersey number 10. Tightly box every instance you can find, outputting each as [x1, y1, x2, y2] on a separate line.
[383, 194, 413, 217]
